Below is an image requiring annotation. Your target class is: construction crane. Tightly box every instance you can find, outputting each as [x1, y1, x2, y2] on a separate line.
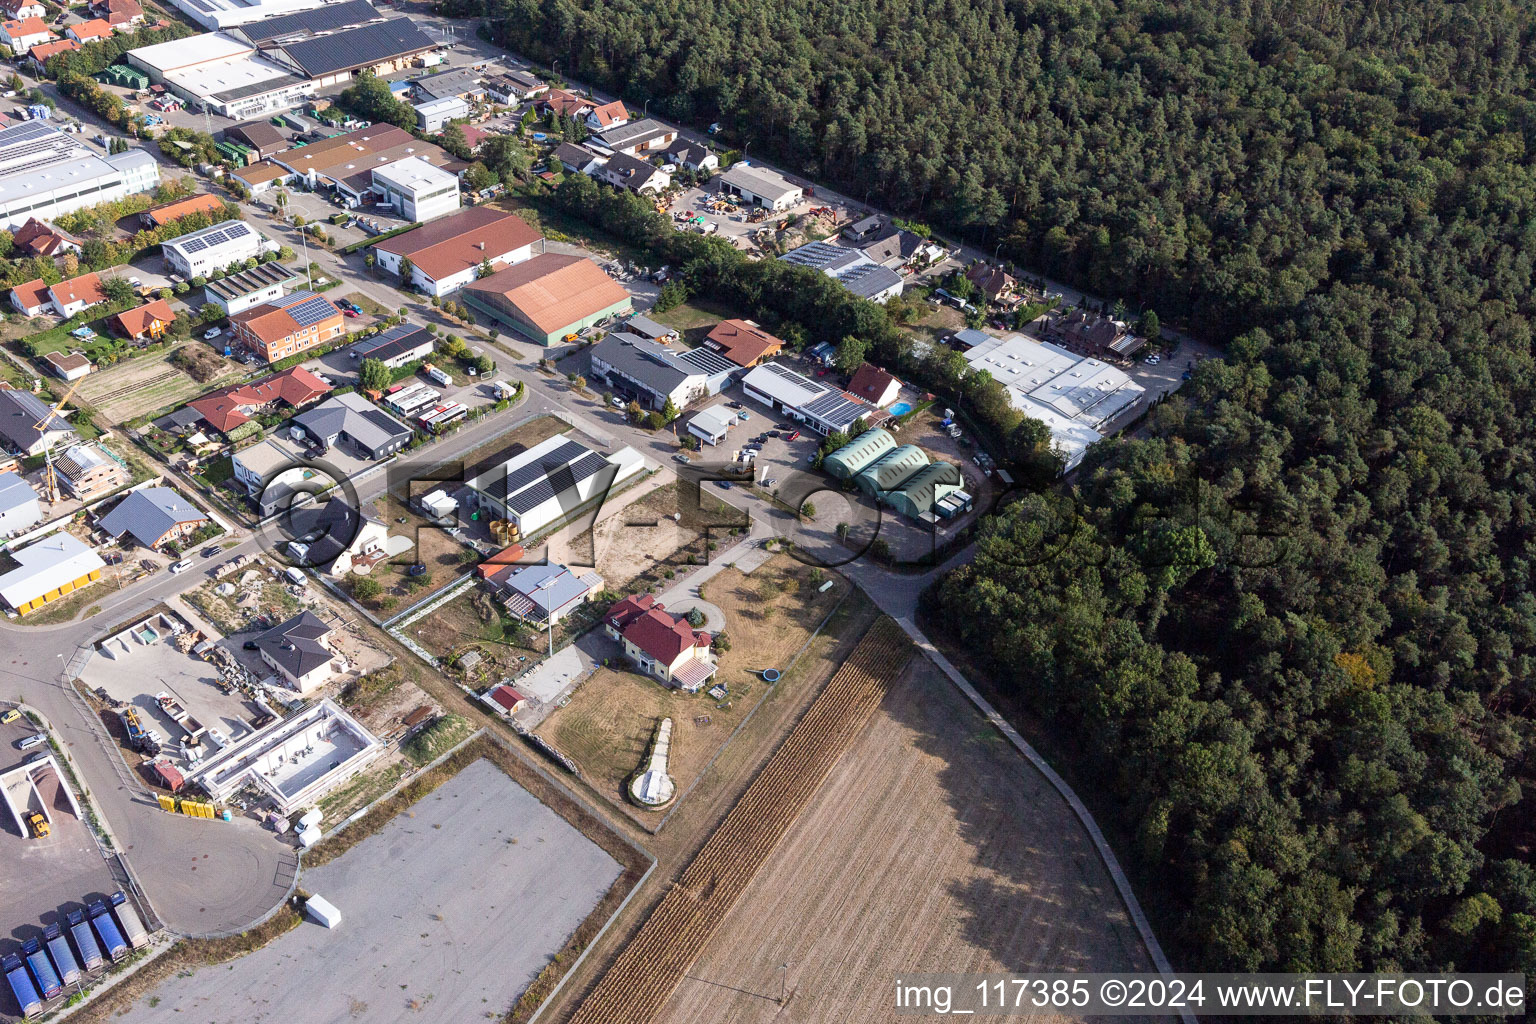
[33, 378, 82, 504]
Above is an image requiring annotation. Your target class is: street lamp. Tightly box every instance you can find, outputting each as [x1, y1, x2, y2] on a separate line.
[535, 575, 557, 657]
[551, 60, 559, 82]
[779, 963, 789, 1004]
[643, 98, 651, 119]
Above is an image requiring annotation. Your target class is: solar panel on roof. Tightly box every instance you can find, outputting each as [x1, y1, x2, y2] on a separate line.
[181, 236, 208, 253]
[505, 453, 609, 515]
[283, 18, 436, 77]
[487, 440, 586, 500]
[678, 347, 734, 375]
[286, 295, 337, 327]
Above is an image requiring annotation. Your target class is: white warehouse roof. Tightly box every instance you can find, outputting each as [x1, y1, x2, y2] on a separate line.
[128, 32, 254, 74]
[0, 533, 105, 610]
[741, 361, 835, 410]
[373, 156, 458, 192]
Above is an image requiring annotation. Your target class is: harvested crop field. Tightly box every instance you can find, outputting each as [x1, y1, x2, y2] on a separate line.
[567, 617, 913, 1024]
[658, 656, 1157, 1022]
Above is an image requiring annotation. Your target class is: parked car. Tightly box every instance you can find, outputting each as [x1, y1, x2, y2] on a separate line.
[715, 480, 732, 488]
[202, 546, 219, 557]
[674, 453, 691, 463]
[203, 327, 221, 340]
[786, 430, 801, 441]
[0, 709, 19, 724]
[343, 309, 360, 318]
[169, 559, 193, 574]
[242, 640, 260, 651]
[16, 733, 45, 750]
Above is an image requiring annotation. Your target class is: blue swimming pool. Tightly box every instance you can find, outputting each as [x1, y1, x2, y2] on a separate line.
[889, 401, 914, 417]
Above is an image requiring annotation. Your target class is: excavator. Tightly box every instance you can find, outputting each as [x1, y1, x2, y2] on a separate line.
[32, 377, 82, 505]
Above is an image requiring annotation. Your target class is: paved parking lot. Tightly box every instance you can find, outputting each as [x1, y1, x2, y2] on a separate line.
[115, 758, 623, 1024]
[0, 717, 117, 987]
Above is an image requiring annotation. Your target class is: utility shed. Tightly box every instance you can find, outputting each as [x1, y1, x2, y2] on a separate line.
[305, 894, 341, 928]
[687, 404, 737, 446]
[821, 427, 895, 480]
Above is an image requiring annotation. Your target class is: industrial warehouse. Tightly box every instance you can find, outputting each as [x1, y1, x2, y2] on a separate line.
[0, 122, 159, 231]
[960, 332, 1146, 469]
[740, 361, 872, 436]
[459, 432, 647, 540]
[124, 4, 442, 115]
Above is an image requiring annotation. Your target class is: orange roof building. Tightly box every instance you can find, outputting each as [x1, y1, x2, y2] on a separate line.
[9, 278, 51, 316]
[587, 100, 628, 128]
[371, 206, 543, 297]
[47, 272, 106, 315]
[66, 18, 111, 41]
[109, 299, 176, 341]
[27, 37, 77, 63]
[462, 253, 632, 346]
[703, 319, 783, 367]
[0, 16, 51, 50]
[188, 365, 332, 432]
[140, 193, 225, 229]
[231, 291, 346, 363]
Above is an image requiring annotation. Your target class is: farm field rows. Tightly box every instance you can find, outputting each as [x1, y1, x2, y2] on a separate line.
[659, 655, 1157, 1021]
[568, 616, 913, 1023]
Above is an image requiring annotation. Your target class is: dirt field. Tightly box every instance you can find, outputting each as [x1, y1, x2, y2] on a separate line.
[538, 557, 852, 818]
[659, 656, 1155, 1022]
[569, 479, 748, 592]
[567, 618, 912, 1023]
[74, 342, 243, 424]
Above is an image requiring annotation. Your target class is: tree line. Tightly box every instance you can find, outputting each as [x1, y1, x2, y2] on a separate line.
[495, 0, 1536, 981]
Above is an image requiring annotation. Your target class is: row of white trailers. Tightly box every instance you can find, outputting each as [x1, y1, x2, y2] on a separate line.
[384, 382, 467, 432]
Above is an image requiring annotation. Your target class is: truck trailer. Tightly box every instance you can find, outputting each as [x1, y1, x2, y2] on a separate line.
[19, 938, 60, 1000]
[65, 910, 102, 972]
[2, 953, 41, 1018]
[87, 900, 128, 962]
[110, 891, 149, 949]
[42, 923, 80, 987]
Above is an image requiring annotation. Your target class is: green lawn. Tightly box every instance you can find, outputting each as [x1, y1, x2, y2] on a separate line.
[650, 297, 743, 341]
[341, 293, 391, 317]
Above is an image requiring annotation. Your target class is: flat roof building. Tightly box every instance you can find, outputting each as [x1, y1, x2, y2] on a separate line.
[484, 561, 601, 624]
[414, 95, 469, 133]
[687, 404, 737, 446]
[159, 0, 335, 32]
[962, 332, 1146, 470]
[462, 253, 632, 346]
[371, 156, 459, 223]
[0, 122, 159, 231]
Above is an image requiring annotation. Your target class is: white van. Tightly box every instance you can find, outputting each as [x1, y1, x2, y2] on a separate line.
[284, 567, 307, 586]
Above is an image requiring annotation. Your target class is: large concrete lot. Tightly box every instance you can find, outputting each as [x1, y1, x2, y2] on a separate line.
[0, 717, 117, 949]
[115, 758, 622, 1024]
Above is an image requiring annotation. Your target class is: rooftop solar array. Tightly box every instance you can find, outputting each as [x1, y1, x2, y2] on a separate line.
[350, 323, 432, 360]
[677, 346, 735, 376]
[240, 0, 378, 41]
[281, 17, 436, 76]
[203, 260, 295, 299]
[170, 219, 254, 254]
[481, 440, 586, 501]
[505, 452, 609, 515]
[802, 390, 868, 427]
[285, 293, 338, 327]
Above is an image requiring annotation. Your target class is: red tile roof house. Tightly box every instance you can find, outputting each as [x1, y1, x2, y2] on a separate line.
[585, 99, 629, 131]
[0, 0, 45, 20]
[27, 37, 78, 70]
[47, 272, 107, 317]
[93, 0, 144, 28]
[66, 18, 111, 42]
[606, 595, 717, 691]
[188, 366, 332, 434]
[108, 298, 176, 342]
[847, 362, 902, 408]
[13, 218, 81, 258]
[9, 278, 52, 317]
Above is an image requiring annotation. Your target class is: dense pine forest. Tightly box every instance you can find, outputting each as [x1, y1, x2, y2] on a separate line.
[468, 0, 1536, 976]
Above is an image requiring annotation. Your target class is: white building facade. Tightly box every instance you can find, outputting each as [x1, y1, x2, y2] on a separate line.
[371, 157, 460, 222]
